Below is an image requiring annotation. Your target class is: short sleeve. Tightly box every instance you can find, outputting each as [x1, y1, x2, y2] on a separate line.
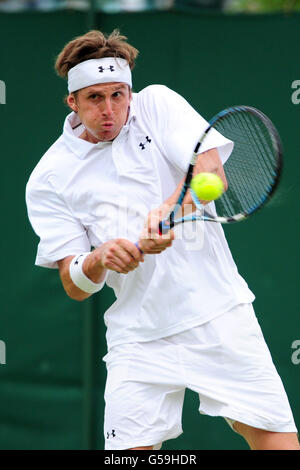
[139, 85, 233, 173]
[26, 174, 91, 269]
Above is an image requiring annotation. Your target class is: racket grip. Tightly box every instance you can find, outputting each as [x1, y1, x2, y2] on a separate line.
[159, 220, 171, 234]
[158, 221, 163, 235]
[134, 241, 144, 255]
[135, 221, 170, 254]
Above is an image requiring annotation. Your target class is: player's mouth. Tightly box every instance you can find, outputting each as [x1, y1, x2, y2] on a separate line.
[103, 122, 114, 130]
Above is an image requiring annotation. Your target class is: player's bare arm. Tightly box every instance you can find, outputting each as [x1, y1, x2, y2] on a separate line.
[58, 239, 144, 301]
[184, 147, 228, 208]
[160, 147, 228, 216]
[194, 147, 228, 191]
[138, 148, 226, 254]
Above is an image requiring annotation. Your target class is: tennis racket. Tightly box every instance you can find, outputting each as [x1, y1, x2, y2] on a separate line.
[158, 105, 283, 234]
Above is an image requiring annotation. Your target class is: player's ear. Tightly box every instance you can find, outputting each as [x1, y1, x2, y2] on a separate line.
[67, 93, 78, 112]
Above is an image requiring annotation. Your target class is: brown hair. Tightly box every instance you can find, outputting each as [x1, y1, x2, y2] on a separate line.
[55, 29, 139, 79]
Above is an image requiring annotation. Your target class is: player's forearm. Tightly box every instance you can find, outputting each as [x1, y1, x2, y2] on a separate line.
[59, 239, 143, 300]
[82, 249, 107, 283]
[195, 148, 227, 191]
[162, 178, 195, 220]
[164, 148, 227, 213]
[62, 273, 91, 301]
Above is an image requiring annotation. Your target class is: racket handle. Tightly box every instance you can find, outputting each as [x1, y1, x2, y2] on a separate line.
[135, 220, 171, 254]
[134, 241, 144, 255]
[158, 221, 163, 235]
[159, 220, 172, 234]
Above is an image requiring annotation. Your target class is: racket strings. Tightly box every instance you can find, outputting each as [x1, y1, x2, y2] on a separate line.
[235, 114, 273, 202]
[213, 110, 279, 218]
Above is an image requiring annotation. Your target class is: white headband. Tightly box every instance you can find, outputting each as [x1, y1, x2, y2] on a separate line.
[67, 57, 132, 93]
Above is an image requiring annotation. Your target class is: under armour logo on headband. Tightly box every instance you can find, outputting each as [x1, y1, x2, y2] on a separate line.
[68, 57, 132, 93]
[98, 65, 115, 73]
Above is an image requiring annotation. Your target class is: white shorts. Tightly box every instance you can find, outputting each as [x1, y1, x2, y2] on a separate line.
[103, 303, 297, 450]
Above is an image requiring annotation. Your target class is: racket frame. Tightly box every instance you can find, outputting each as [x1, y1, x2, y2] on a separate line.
[159, 105, 283, 234]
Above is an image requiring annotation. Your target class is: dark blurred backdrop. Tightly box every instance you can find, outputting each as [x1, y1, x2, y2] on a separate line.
[0, 4, 299, 449]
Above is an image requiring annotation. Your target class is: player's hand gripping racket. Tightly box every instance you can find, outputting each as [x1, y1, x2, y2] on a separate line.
[158, 105, 283, 234]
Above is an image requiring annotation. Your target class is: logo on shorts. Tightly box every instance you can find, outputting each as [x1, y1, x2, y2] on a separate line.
[106, 429, 116, 439]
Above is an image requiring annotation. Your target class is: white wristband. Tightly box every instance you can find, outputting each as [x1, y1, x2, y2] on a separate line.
[69, 253, 105, 294]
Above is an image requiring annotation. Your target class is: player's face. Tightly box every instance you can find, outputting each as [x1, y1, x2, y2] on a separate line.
[67, 82, 132, 142]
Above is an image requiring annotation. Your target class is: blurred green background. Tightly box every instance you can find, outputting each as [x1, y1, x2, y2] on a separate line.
[0, 3, 299, 450]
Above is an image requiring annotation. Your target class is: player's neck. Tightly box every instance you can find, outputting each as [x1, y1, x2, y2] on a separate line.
[80, 129, 100, 144]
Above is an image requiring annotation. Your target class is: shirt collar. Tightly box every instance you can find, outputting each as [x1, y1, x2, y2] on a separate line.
[62, 100, 137, 160]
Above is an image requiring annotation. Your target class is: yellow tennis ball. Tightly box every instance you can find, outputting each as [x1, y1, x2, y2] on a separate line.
[191, 172, 224, 201]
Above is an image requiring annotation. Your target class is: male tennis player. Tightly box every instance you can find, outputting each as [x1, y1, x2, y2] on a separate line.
[26, 30, 299, 450]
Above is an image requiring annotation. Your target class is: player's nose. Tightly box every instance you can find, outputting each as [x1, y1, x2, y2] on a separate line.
[102, 98, 113, 117]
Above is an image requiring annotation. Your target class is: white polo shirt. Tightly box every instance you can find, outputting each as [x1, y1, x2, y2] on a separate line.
[26, 85, 255, 350]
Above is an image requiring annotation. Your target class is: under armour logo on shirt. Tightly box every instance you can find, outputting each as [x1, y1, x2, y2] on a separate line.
[98, 65, 115, 73]
[106, 430, 116, 439]
[139, 136, 151, 150]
